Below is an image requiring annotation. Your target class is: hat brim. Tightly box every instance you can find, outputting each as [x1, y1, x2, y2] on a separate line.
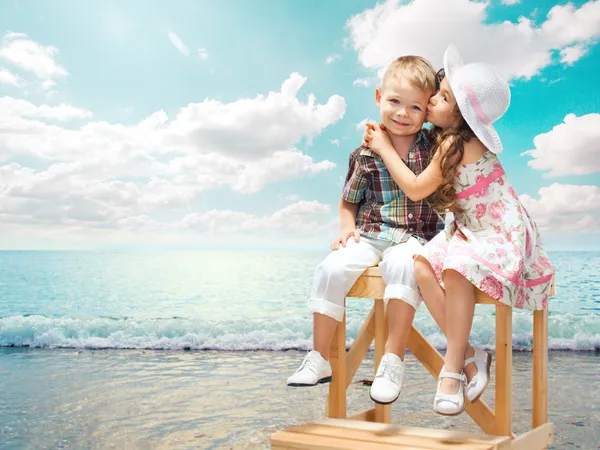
[443, 45, 503, 154]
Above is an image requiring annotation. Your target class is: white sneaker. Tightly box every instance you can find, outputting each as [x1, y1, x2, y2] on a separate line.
[433, 366, 467, 416]
[287, 350, 332, 387]
[369, 353, 404, 405]
[464, 348, 492, 402]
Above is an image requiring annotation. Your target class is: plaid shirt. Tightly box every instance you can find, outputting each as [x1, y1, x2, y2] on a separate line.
[341, 131, 444, 244]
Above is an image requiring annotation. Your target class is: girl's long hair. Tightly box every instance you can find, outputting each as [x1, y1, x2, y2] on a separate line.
[427, 68, 476, 214]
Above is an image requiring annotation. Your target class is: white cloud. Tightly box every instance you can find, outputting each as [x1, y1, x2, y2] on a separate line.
[329, 139, 340, 146]
[180, 200, 333, 235]
[326, 54, 341, 64]
[232, 150, 336, 193]
[0, 32, 68, 87]
[0, 68, 23, 86]
[162, 73, 345, 159]
[0, 73, 344, 238]
[560, 44, 588, 65]
[520, 183, 600, 233]
[356, 118, 371, 131]
[168, 31, 190, 56]
[502, 0, 520, 5]
[0, 97, 92, 121]
[346, 0, 600, 81]
[522, 113, 600, 177]
[198, 48, 209, 59]
[353, 77, 372, 87]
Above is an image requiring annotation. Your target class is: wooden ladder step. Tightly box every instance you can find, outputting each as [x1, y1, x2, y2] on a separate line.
[271, 418, 553, 450]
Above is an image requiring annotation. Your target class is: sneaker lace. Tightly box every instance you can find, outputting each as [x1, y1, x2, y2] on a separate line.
[297, 352, 319, 375]
[376, 359, 403, 385]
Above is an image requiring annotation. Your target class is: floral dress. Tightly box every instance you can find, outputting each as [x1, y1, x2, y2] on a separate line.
[417, 151, 554, 310]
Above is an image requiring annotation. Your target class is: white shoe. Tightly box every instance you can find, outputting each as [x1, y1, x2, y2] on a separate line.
[370, 353, 404, 405]
[433, 366, 467, 416]
[464, 348, 492, 402]
[287, 350, 332, 387]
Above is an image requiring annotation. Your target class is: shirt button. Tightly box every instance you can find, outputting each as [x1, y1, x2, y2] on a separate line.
[408, 213, 413, 219]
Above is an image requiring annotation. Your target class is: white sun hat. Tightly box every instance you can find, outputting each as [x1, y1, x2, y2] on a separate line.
[443, 45, 510, 154]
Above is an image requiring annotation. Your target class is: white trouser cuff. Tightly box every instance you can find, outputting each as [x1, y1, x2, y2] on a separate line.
[307, 298, 345, 322]
[384, 284, 422, 310]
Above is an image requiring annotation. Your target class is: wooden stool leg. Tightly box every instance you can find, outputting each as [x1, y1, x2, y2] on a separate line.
[327, 311, 347, 419]
[495, 303, 513, 436]
[374, 298, 391, 423]
[533, 309, 548, 429]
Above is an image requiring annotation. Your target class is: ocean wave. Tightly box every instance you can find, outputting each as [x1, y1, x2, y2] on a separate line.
[0, 313, 598, 352]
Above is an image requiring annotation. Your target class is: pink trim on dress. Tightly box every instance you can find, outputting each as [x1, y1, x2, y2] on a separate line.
[456, 167, 505, 199]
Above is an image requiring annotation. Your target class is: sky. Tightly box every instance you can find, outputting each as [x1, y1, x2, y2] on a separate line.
[0, 0, 598, 251]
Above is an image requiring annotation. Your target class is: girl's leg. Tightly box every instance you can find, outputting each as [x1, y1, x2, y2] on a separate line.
[439, 269, 476, 394]
[414, 257, 476, 380]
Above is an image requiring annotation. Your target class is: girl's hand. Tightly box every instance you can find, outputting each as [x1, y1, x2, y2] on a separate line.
[362, 122, 392, 156]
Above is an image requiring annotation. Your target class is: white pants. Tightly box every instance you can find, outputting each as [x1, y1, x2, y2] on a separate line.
[307, 236, 424, 322]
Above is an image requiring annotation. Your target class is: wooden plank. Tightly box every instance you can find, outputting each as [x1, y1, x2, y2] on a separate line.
[346, 305, 375, 388]
[407, 326, 499, 435]
[495, 304, 513, 436]
[532, 309, 548, 429]
[328, 312, 347, 419]
[285, 423, 502, 450]
[347, 274, 386, 299]
[271, 430, 405, 449]
[374, 299, 391, 423]
[301, 420, 511, 447]
[506, 423, 553, 450]
[475, 295, 498, 304]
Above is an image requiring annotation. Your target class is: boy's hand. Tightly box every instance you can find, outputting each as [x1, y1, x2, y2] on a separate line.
[331, 227, 360, 251]
[362, 122, 392, 156]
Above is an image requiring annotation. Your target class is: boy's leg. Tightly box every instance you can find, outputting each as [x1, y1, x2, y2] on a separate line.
[385, 299, 416, 359]
[313, 314, 338, 360]
[308, 237, 381, 357]
[379, 237, 425, 353]
[287, 238, 381, 387]
[368, 237, 423, 404]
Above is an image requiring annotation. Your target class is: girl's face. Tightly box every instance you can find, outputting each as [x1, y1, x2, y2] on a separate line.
[426, 76, 459, 129]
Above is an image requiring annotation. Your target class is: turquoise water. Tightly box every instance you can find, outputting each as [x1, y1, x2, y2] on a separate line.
[1, 251, 598, 449]
[1, 251, 598, 351]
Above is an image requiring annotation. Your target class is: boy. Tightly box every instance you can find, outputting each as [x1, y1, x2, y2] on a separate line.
[287, 56, 443, 405]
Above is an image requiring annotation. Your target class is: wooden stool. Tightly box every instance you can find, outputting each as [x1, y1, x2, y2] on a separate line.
[325, 266, 555, 438]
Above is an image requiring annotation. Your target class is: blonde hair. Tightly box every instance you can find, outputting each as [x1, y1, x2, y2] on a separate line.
[381, 56, 437, 95]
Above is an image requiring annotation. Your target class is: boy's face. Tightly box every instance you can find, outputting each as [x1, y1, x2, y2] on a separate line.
[376, 77, 430, 138]
[426, 77, 459, 129]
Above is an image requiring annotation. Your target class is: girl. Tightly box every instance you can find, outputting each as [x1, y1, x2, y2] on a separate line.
[362, 45, 554, 416]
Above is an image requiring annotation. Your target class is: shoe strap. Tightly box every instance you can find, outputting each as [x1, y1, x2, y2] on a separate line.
[464, 356, 476, 367]
[464, 349, 490, 367]
[439, 371, 466, 383]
